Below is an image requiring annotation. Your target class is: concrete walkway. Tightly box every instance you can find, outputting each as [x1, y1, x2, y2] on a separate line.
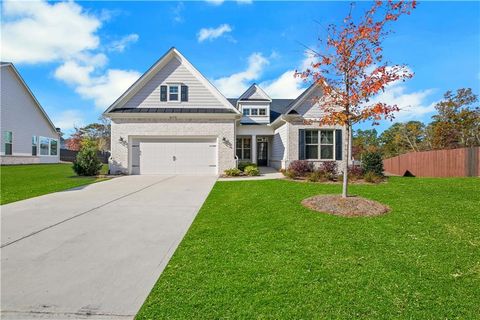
[218, 166, 284, 181]
[1, 175, 217, 319]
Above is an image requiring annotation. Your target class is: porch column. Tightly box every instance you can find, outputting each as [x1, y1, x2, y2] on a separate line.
[251, 135, 257, 164]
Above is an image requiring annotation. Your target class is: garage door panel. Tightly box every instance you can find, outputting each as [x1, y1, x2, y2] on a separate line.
[133, 138, 217, 175]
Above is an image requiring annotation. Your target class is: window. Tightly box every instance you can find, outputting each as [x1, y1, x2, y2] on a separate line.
[169, 85, 179, 101]
[304, 130, 334, 160]
[320, 130, 334, 160]
[32, 136, 38, 156]
[236, 138, 251, 160]
[259, 108, 267, 116]
[305, 131, 319, 159]
[4, 131, 12, 155]
[50, 139, 58, 156]
[243, 108, 250, 116]
[251, 108, 258, 116]
[40, 137, 50, 155]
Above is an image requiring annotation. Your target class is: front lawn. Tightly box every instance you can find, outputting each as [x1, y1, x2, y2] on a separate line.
[0, 163, 108, 205]
[137, 177, 480, 319]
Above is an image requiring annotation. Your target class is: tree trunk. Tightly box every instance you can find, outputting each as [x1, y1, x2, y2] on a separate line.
[342, 124, 350, 198]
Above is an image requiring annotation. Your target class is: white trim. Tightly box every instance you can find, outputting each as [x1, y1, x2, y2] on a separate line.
[39, 136, 59, 157]
[238, 84, 272, 102]
[107, 113, 240, 120]
[168, 84, 180, 101]
[1, 63, 59, 136]
[103, 47, 240, 115]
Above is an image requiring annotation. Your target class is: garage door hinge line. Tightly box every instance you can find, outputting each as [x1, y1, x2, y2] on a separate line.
[0, 176, 177, 249]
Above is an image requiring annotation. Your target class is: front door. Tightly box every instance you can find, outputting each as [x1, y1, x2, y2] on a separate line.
[257, 141, 268, 166]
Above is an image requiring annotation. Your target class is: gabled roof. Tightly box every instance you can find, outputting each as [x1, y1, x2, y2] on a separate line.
[1, 62, 59, 134]
[104, 47, 240, 115]
[237, 83, 272, 101]
[284, 82, 320, 115]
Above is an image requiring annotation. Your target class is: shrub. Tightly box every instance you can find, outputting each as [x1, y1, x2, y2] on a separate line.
[348, 164, 364, 181]
[307, 170, 326, 182]
[238, 161, 256, 171]
[72, 139, 102, 176]
[283, 169, 297, 179]
[288, 160, 314, 177]
[224, 168, 242, 176]
[320, 161, 338, 181]
[244, 165, 260, 176]
[364, 171, 383, 183]
[362, 151, 384, 176]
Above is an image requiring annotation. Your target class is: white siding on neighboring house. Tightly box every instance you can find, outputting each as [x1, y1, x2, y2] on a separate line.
[124, 57, 225, 109]
[271, 123, 288, 169]
[0, 65, 59, 164]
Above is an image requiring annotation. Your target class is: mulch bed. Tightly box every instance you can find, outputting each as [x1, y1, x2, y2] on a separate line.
[301, 194, 390, 217]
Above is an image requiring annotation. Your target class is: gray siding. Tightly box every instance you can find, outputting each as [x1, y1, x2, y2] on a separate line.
[124, 57, 225, 109]
[272, 123, 287, 161]
[294, 86, 326, 119]
[0, 66, 59, 163]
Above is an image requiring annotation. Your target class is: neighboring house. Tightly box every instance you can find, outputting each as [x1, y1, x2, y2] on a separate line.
[104, 47, 350, 175]
[0, 62, 60, 165]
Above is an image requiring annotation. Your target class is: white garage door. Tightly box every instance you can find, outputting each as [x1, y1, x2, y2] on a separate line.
[131, 138, 217, 175]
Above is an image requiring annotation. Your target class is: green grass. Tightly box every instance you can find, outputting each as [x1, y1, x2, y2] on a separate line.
[137, 177, 480, 319]
[0, 163, 108, 205]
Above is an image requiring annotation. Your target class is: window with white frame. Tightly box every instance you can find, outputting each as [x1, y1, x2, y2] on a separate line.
[169, 85, 179, 101]
[243, 108, 250, 116]
[251, 108, 258, 116]
[32, 136, 38, 156]
[305, 130, 334, 160]
[236, 138, 251, 160]
[4, 131, 12, 155]
[259, 108, 267, 116]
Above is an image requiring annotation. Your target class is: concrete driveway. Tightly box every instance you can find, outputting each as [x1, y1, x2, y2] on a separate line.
[1, 175, 217, 319]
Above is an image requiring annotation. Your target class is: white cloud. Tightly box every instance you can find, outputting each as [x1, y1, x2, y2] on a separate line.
[197, 24, 233, 43]
[214, 52, 310, 98]
[108, 34, 139, 52]
[2, 0, 142, 111]
[172, 2, 185, 23]
[54, 60, 141, 110]
[213, 52, 269, 97]
[237, 0, 253, 4]
[260, 71, 306, 99]
[1, 1, 101, 63]
[369, 84, 436, 122]
[52, 109, 86, 132]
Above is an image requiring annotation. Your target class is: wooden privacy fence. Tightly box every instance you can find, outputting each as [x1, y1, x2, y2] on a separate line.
[383, 147, 480, 177]
[60, 149, 111, 164]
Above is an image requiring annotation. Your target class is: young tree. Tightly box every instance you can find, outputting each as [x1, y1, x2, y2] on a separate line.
[296, 1, 416, 197]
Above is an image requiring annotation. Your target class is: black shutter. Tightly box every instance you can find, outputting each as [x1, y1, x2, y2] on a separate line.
[299, 129, 306, 160]
[335, 129, 343, 160]
[181, 85, 188, 102]
[160, 85, 167, 101]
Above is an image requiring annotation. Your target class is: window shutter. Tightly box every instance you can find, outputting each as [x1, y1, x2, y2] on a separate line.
[181, 85, 188, 102]
[299, 129, 306, 160]
[160, 85, 167, 101]
[335, 129, 343, 160]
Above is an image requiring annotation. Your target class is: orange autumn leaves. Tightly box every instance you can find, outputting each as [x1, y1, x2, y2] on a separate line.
[296, 0, 417, 126]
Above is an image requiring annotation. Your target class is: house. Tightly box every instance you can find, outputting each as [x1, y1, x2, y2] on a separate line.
[0, 62, 60, 165]
[104, 48, 349, 175]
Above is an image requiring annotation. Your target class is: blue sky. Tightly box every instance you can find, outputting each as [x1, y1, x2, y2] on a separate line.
[2, 1, 479, 136]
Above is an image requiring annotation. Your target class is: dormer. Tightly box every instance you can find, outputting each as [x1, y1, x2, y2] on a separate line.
[236, 84, 271, 124]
